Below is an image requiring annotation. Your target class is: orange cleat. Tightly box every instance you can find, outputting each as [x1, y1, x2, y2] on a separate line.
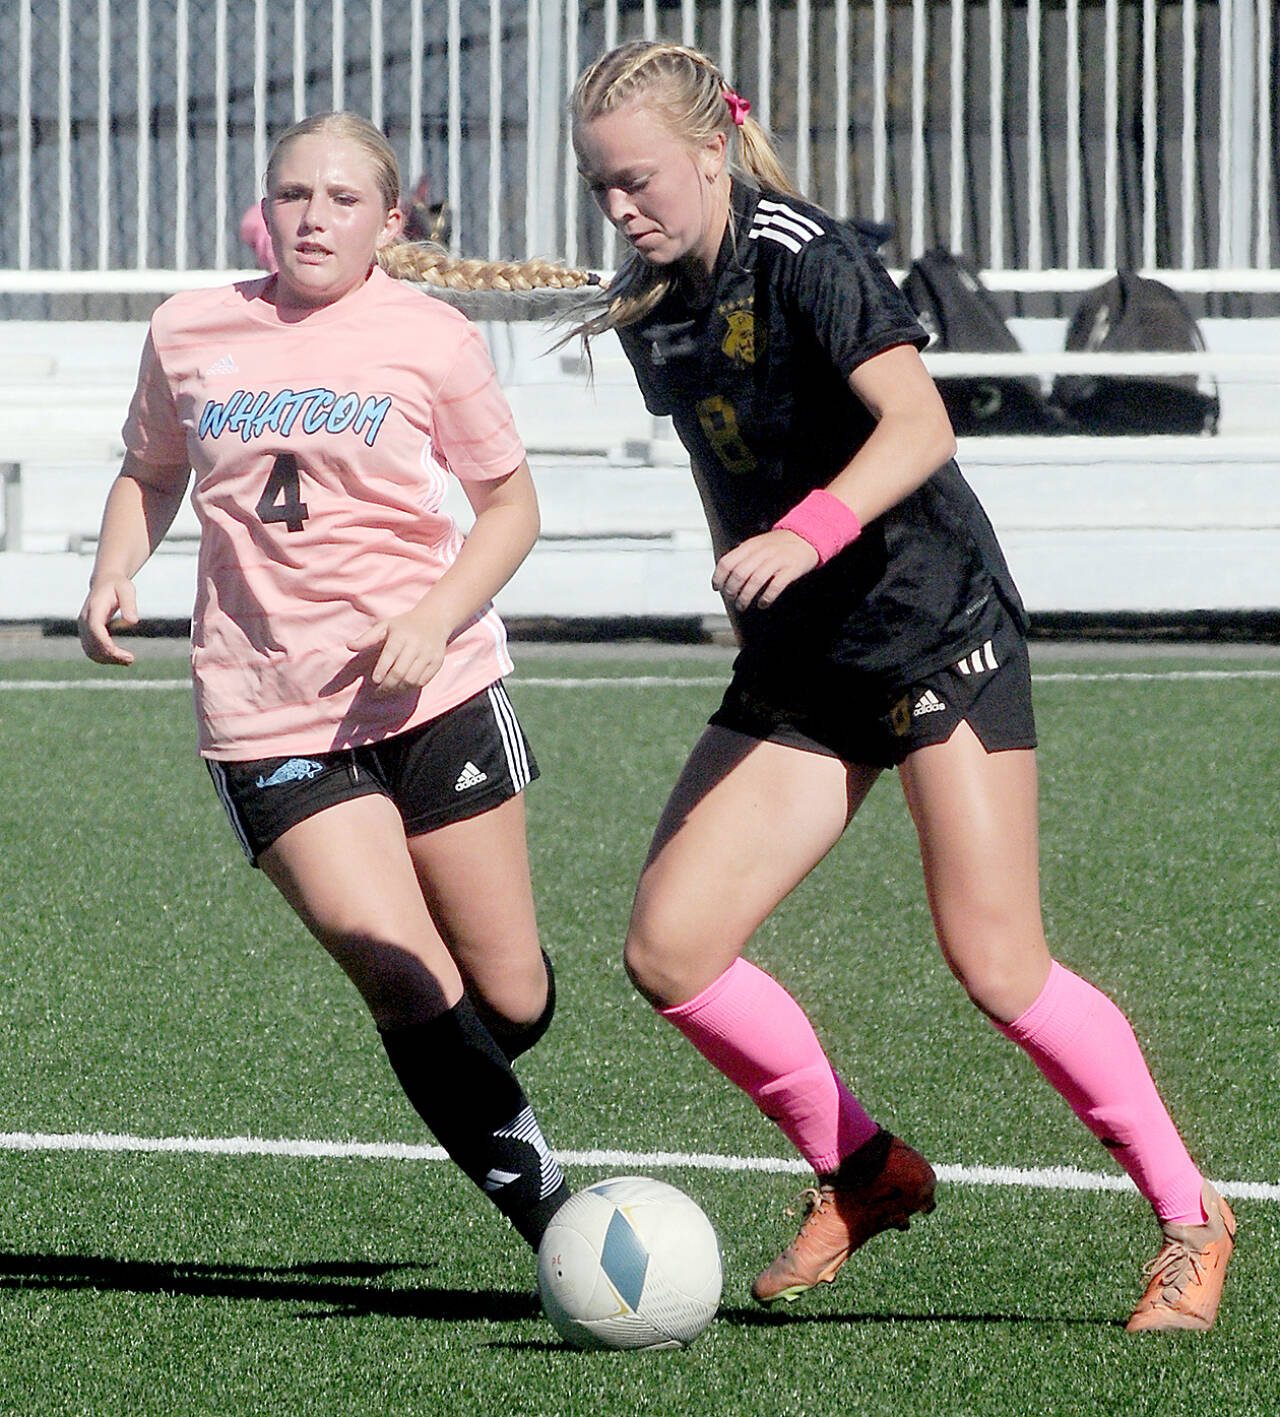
[751, 1132, 937, 1305]
[1126, 1183, 1236, 1333]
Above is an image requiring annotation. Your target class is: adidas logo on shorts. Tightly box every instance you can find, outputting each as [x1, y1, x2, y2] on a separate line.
[912, 689, 947, 717]
[454, 760, 488, 793]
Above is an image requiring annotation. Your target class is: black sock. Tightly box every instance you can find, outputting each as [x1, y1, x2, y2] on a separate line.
[379, 998, 569, 1249]
[478, 949, 557, 1063]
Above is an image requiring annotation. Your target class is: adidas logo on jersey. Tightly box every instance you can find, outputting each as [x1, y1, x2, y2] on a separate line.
[912, 689, 947, 717]
[748, 198, 824, 254]
[203, 353, 239, 378]
[454, 760, 488, 792]
[955, 640, 999, 676]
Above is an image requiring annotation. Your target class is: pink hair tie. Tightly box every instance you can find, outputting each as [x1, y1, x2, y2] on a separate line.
[724, 89, 751, 127]
[773, 488, 862, 565]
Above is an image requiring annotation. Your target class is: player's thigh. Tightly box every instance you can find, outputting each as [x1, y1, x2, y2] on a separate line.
[406, 794, 547, 1022]
[629, 726, 879, 1002]
[260, 794, 464, 1019]
[898, 723, 1049, 1018]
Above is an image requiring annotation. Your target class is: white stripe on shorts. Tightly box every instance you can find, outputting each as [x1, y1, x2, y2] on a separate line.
[955, 639, 999, 677]
[206, 759, 254, 860]
[486, 682, 531, 791]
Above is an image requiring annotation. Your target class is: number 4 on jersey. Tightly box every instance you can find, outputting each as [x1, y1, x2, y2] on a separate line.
[256, 453, 309, 532]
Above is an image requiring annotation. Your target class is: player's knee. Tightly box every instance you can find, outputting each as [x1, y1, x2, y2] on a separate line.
[955, 971, 1011, 1021]
[947, 951, 1048, 1024]
[323, 930, 453, 1027]
[934, 904, 1050, 1021]
[622, 929, 657, 1001]
[475, 950, 556, 1061]
[623, 921, 693, 1009]
[474, 950, 550, 1026]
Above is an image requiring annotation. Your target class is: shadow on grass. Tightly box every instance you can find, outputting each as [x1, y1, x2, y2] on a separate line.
[0, 1251, 542, 1322]
[0, 1253, 1123, 1338]
[718, 1302, 1119, 1330]
[490, 1303, 1121, 1353]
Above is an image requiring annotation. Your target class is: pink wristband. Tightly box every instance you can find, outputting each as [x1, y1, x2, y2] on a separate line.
[772, 489, 862, 565]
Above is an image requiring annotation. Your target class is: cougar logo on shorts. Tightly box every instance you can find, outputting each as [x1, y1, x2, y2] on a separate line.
[889, 694, 913, 737]
[255, 757, 326, 789]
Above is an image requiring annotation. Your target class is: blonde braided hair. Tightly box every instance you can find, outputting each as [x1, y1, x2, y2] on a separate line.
[570, 41, 799, 337]
[265, 111, 595, 295]
[379, 242, 596, 291]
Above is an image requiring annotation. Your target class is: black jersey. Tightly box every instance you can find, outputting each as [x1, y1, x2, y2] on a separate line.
[617, 182, 1027, 690]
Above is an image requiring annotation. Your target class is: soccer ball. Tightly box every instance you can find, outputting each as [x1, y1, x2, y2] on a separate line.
[537, 1176, 723, 1351]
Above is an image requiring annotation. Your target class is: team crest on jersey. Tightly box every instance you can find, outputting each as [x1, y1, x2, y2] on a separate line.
[718, 300, 756, 367]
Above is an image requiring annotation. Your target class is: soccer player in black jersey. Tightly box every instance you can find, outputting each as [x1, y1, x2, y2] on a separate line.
[570, 40, 1233, 1331]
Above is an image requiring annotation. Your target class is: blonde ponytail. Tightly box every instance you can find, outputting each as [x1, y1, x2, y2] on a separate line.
[737, 114, 800, 198]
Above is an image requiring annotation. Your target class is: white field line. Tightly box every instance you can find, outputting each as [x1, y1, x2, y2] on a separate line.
[3, 668, 1280, 692]
[1, 1129, 1275, 1203]
[1028, 669, 1280, 683]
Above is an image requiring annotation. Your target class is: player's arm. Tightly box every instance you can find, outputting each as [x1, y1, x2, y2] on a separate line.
[713, 344, 955, 611]
[829, 342, 957, 520]
[78, 451, 192, 666]
[350, 459, 540, 692]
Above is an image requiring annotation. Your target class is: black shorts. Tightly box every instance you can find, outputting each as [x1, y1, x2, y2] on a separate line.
[709, 614, 1037, 769]
[206, 681, 538, 865]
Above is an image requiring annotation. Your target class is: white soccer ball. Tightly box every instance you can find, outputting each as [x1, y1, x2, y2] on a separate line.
[537, 1176, 723, 1351]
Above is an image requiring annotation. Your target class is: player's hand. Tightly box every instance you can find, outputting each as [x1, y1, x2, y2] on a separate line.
[78, 577, 140, 665]
[712, 529, 820, 611]
[348, 608, 449, 692]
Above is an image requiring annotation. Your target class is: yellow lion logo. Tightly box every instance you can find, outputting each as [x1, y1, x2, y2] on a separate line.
[889, 694, 912, 737]
[720, 308, 756, 366]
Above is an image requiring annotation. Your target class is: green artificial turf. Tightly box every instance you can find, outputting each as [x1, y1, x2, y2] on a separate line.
[0, 645, 1275, 1416]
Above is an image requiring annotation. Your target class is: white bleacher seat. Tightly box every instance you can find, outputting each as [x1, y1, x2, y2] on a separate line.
[2, 312, 1278, 624]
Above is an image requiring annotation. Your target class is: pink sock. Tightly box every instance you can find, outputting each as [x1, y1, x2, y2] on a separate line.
[996, 961, 1205, 1223]
[659, 957, 879, 1174]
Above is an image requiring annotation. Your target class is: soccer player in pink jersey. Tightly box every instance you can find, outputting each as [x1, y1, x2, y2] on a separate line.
[78, 112, 575, 1252]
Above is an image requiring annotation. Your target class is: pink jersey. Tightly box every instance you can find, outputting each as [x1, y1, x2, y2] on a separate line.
[124, 267, 526, 759]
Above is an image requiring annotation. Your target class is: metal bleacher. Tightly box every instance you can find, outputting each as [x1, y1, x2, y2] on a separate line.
[1, 0, 1276, 631]
[1, 296, 1279, 629]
